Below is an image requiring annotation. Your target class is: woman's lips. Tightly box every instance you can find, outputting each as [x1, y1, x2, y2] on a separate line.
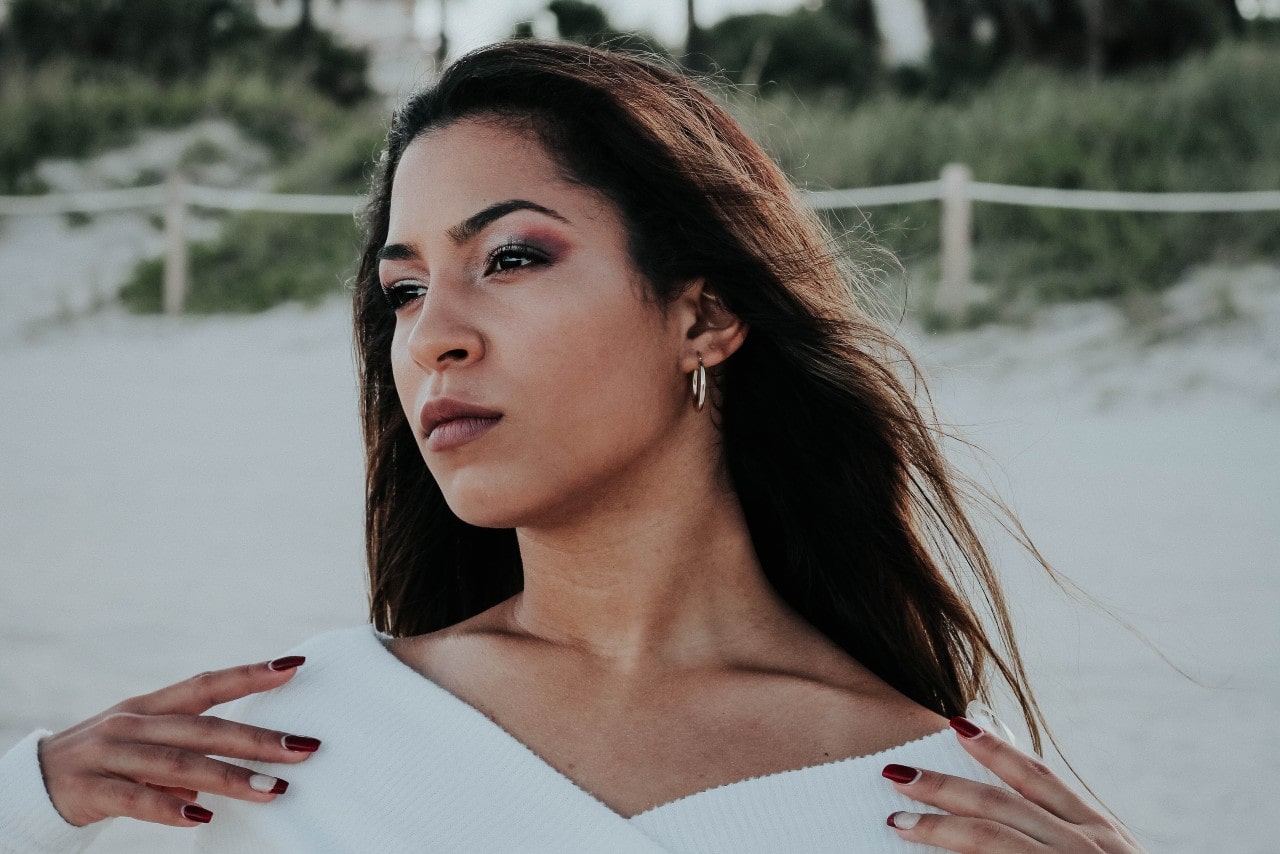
[426, 415, 502, 452]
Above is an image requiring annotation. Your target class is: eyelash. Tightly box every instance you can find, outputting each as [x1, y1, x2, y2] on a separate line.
[381, 242, 550, 310]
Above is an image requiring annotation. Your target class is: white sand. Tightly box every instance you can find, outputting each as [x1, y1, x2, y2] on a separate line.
[1, 261, 1276, 851]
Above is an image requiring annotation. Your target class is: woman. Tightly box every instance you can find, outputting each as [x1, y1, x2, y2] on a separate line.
[0, 41, 1145, 852]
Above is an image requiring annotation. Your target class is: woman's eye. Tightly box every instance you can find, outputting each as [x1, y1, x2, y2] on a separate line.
[382, 282, 427, 310]
[486, 243, 547, 275]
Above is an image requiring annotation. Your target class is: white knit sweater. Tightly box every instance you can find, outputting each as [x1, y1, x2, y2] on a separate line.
[0, 625, 1010, 852]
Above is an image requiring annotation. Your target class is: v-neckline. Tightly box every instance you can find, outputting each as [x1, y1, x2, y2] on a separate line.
[362, 624, 952, 824]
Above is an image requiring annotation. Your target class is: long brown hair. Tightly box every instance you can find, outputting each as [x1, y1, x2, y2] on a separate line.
[354, 39, 1063, 757]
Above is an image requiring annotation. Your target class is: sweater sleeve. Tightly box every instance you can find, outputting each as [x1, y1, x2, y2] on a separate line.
[0, 730, 110, 854]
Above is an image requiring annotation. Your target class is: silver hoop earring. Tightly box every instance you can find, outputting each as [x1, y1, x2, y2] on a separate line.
[690, 352, 707, 412]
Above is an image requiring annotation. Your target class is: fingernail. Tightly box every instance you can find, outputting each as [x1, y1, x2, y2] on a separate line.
[248, 773, 288, 794]
[282, 735, 321, 752]
[950, 716, 984, 739]
[268, 656, 306, 671]
[881, 763, 921, 784]
[887, 811, 921, 829]
[182, 804, 213, 823]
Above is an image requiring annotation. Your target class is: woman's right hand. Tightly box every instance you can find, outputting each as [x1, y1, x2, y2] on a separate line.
[37, 656, 321, 828]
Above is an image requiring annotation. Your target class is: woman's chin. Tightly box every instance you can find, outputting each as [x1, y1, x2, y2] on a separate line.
[451, 508, 521, 529]
[444, 487, 583, 531]
[439, 486, 530, 529]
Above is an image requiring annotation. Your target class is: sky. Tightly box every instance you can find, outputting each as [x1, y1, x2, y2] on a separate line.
[415, 0, 931, 64]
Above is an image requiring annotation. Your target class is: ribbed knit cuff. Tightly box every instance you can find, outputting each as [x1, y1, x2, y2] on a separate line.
[0, 730, 110, 854]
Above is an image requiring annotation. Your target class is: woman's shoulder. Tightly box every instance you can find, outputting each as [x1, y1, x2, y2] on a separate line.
[212, 624, 396, 725]
[279, 623, 385, 659]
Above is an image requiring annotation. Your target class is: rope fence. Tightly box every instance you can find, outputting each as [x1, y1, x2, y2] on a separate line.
[3, 165, 1278, 317]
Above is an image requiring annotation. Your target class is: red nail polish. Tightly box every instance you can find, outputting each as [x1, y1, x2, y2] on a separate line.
[282, 735, 321, 752]
[268, 656, 306, 671]
[950, 716, 984, 738]
[182, 805, 213, 823]
[882, 763, 921, 784]
[270, 778, 288, 794]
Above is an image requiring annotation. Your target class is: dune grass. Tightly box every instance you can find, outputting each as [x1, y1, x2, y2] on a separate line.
[108, 38, 1280, 320]
[725, 39, 1280, 323]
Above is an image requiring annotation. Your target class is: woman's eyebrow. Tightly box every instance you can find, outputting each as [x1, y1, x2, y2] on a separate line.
[377, 243, 419, 262]
[378, 199, 570, 263]
[446, 199, 570, 244]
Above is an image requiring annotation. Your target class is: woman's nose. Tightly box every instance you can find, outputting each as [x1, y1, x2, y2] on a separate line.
[403, 285, 484, 371]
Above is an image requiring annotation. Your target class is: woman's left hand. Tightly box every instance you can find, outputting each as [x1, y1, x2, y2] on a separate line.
[881, 716, 1147, 853]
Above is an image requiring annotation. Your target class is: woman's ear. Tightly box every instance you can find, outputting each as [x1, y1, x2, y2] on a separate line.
[678, 278, 748, 372]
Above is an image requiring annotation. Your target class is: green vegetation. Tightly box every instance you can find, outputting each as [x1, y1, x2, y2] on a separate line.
[119, 212, 363, 313]
[0, 0, 370, 104]
[528, 0, 670, 57]
[5, 0, 259, 77]
[729, 39, 1280, 321]
[123, 37, 1280, 320]
[0, 0, 372, 192]
[0, 0, 381, 313]
[914, 0, 1246, 96]
[5, 0, 1275, 322]
[0, 63, 364, 193]
[704, 7, 880, 96]
[117, 116, 387, 315]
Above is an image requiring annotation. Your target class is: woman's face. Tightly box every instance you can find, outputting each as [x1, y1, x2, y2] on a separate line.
[381, 117, 694, 529]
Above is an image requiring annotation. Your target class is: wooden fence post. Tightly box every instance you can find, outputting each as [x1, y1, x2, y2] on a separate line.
[936, 162, 972, 322]
[163, 172, 188, 315]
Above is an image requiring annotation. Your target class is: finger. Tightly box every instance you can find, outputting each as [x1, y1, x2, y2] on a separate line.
[120, 656, 305, 716]
[103, 744, 290, 802]
[887, 810, 1050, 854]
[146, 782, 199, 801]
[98, 711, 320, 765]
[94, 776, 214, 827]
[948, 715, 1105, 826]
[883, 763, 1069, 846]
[1113, 819, 1144, 849]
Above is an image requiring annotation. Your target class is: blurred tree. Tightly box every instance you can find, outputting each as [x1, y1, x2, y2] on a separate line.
[920, 0, 1077, 92]
[7, 0, 262, 79]
[297, 0, 315, 34]
[544, 0, 669, 56]
[1219, 0, 1246, 34]
[1081, 0, 1103, 75]
[547, 0, 608, 42]
[4, 0, 370, 105]
[435, 0, 450, 68]
[1102, 0, 1235, 69]
[919, 0, 1237, 89]
[684, 0, 713, 73]
[703, 7, 881, 97]
[277, 23, 371, 105]
[823, 0, 880, 40]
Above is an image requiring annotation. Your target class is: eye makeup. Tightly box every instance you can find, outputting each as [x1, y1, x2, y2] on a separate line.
[381, 279, 428, 310]
[378, 231, 563, 311]
[484, 240, 551, 276]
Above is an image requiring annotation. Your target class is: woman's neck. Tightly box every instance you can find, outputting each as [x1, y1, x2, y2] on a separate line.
[502, 469, 800, 676]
